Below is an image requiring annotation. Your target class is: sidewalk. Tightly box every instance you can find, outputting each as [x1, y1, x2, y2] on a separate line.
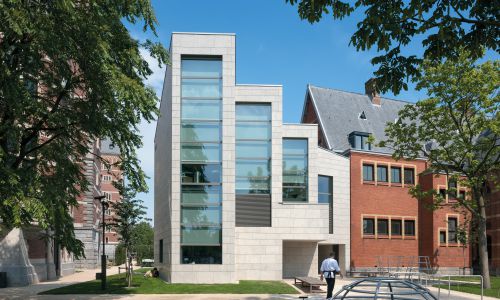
[0, 266, 121, 300]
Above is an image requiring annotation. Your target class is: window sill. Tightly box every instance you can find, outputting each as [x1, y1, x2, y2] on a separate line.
[391, 235, 403, 239]
[378, 234, 389, 239]
[377, 182, 389, 186]
[448, 243, 460, 247]
[363, 235, 376, 239]
[404, 236, 416, 240]
[363, 181, 376, 185]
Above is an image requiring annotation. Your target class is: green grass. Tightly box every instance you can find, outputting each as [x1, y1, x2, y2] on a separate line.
[40, 268, 298, 295]
[434, 276, 500, 298]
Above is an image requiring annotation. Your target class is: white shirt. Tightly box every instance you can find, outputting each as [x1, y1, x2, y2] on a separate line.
[320, 257, 340, 278]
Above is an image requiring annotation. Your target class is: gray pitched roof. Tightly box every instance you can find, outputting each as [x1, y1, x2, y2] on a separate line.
[305, 85, 413, 154]
[100, 138, 120, 155]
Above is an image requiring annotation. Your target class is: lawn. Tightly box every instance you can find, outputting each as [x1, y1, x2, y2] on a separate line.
[434, 276, 500, 298]
[40, 268, 299, 295]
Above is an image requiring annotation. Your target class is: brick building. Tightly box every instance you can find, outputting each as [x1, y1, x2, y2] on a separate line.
[301, 83, 472, 274]
[0, 138, 122, 286]
[99, 139, 122, 259]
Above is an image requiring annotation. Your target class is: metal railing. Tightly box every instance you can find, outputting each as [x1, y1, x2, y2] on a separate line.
[436, 274, 483, 300]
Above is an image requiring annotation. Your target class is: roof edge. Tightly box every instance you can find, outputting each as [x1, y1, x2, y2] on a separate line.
[307, 84, 333, 150]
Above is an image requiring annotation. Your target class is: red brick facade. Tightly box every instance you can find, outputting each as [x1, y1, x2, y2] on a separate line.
[100, 153, 122, 245]
[350, 151, 426, 269]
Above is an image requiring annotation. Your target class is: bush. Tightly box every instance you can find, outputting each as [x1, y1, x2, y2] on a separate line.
[114, 243, 126, 266]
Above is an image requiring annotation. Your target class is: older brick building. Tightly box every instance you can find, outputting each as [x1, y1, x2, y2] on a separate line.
[301, 82, 472, 274]
[0, 138, 122, 286]
[99, 139, 122, 259]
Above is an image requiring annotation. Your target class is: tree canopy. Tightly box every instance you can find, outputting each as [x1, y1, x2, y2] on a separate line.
[0, 1, 167, 257]
[380, 51, 499, 287]
[286, 0, 499, 94]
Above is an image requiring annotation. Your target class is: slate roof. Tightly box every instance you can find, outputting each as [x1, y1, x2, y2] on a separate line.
[100, 138, 120, 155]
[304, 84, 414, 154]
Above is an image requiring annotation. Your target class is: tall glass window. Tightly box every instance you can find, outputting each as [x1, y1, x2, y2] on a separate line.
[283, 139, 308, 202]
[236, 103, 272, 195]
[319, 175, 333, 234]
[180, 57, 222, 264]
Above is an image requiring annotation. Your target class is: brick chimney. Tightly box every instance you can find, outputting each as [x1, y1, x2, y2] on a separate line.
[365, 78, 381, 105]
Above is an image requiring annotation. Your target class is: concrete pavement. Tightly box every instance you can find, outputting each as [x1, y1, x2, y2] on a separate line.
[0, 270, 493, 299]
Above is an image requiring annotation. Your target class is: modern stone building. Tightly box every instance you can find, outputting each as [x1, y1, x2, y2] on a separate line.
[154, 32, 351, 283]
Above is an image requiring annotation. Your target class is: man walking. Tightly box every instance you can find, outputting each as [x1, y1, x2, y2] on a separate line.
[320, 252, 341, 299]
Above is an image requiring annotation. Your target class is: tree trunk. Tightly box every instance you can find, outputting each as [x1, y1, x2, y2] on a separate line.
[125, 248, 129, 283]
[477, 190, 491, 289]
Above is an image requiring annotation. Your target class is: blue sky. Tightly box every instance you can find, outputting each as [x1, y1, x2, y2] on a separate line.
[127, 0, 496, 222]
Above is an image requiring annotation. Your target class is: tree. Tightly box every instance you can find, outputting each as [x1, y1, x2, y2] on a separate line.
[380, 51, 499, 288]
[111, 182, 149, 287]
[285, 0, 499, 94]
[0, 1, 167, 257]
[131, 221, 154, 265]
[114, 243, 126, 266]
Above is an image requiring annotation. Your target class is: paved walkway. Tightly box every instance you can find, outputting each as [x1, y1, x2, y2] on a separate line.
[0, 272, 493, 299]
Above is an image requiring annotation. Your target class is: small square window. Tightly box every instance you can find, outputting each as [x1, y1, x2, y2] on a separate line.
[377, 166, 388, 182]
[404, 168, 415, 185]
[439, 188, 447, 199]
[448, 179, 458, 199]
[391, 220, 402, 236]
[377, 219, 389, 235]
[404, 220, 416, 236]
[363, 164, 374, 181]
[391, 167, 401, 184]
[363, 218, 375, 235]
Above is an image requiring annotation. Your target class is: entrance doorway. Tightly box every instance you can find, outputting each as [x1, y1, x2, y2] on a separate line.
[318, 244, 346, 274]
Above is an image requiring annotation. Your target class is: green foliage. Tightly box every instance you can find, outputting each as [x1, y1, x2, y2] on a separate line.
[381, 50, 499, 287]
[0, 1, 167, 257]
[286, 0, 499, 94]
[111, 183, 149, 252]
[115, 243, 126, 266]
[382, 52, 499, 204]
[130, 222, 154, 264]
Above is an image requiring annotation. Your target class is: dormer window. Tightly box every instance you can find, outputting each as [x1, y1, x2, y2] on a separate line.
[359, 111, 367, 120]
[349, 131, 372, 151]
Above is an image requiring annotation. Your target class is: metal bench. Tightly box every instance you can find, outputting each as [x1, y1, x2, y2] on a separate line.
[294, 276, 326, 293]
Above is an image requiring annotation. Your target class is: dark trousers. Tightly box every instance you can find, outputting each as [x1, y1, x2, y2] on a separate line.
[326, 277, 335, 299]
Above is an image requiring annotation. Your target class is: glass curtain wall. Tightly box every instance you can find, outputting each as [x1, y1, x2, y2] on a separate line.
[236, 104, 271, 194]
[180, 57, 222, 264]
[283, 139, 308, 202]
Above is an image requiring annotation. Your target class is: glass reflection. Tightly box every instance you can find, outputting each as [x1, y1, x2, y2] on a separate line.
[181, 164, 221, 184]
[182, 99, 221, 120]
[181, 123, 220, 143]
[181, 185, 221, 205]
[182, 78, 221, 98]
[182, 207, 221, 225]
[181, 226, 221, 245]
[182, 59, 222, 78]
[181, 143, 220, 162]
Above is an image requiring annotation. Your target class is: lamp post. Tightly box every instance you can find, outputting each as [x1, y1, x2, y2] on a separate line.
[94, 195, 108, 290]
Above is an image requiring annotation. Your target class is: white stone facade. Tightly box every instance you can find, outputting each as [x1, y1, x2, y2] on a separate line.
[155, 32, 350, 283]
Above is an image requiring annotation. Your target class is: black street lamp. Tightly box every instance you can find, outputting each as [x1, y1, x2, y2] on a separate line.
[94, 194, 108, 290]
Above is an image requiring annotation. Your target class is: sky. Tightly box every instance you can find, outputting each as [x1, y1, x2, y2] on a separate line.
[126, 1, 496, 222]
